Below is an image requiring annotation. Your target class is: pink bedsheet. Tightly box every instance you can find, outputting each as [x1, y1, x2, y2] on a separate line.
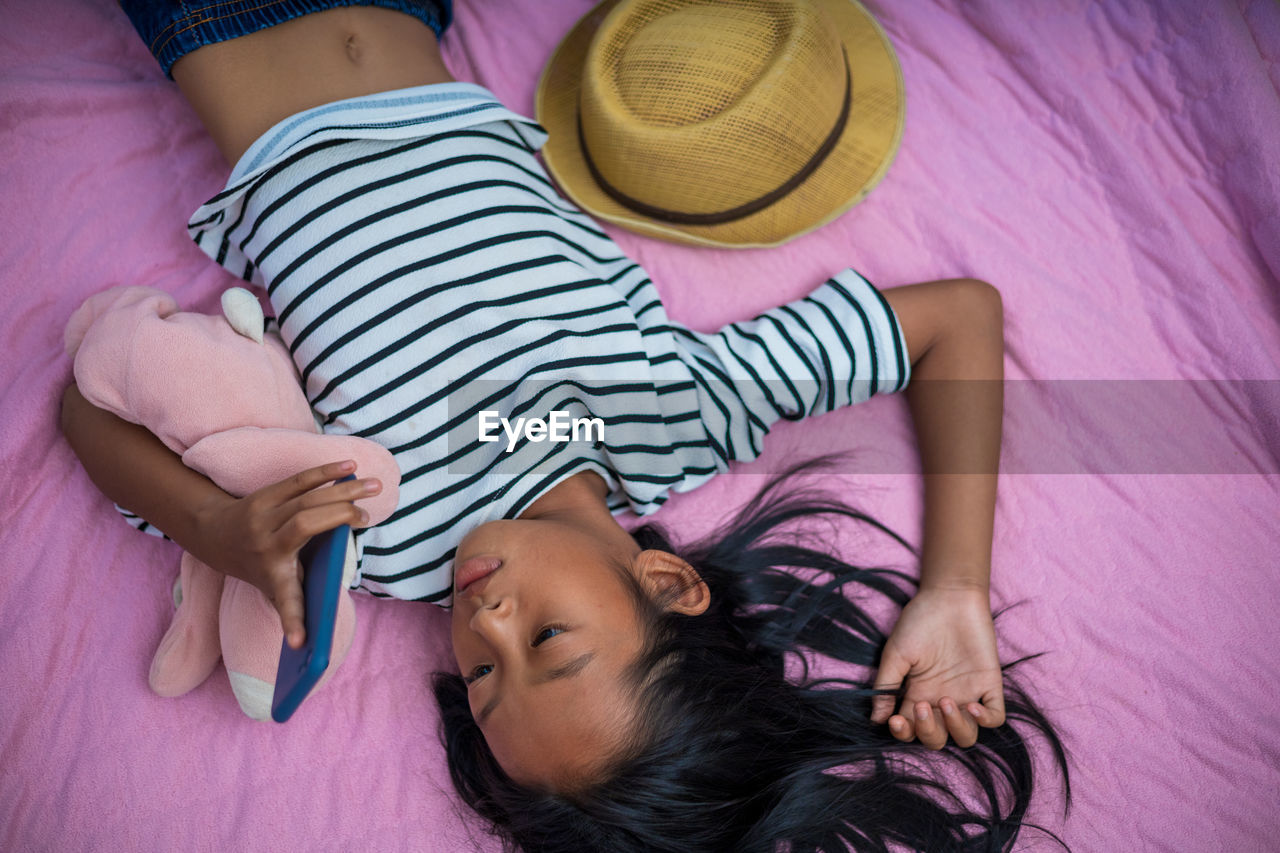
[3, 1, 1278, 850]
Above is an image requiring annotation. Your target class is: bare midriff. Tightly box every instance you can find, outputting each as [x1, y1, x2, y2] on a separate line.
[170, 6, 455, 167]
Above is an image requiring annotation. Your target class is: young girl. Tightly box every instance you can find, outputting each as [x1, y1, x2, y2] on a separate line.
[61, 2, 1068, 850]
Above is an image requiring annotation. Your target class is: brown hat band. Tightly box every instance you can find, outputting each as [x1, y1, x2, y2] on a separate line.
[576, 50, 853, 227]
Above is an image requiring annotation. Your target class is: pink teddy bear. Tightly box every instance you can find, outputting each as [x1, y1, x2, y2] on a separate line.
[65, 286, 401, 719]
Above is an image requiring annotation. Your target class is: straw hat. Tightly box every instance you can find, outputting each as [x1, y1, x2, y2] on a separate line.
[536, 0, 905, 248]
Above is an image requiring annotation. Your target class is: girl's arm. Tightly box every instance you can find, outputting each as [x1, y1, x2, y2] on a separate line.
[59, 383, 379, 648]
[872, 278, 1005, 749]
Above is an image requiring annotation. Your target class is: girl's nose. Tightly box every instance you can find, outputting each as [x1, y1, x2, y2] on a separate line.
[481, 593, 511, 613]
[469, 595, 513, 634]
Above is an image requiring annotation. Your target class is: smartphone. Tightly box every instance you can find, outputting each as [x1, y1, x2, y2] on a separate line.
[271, 476, 354, 723]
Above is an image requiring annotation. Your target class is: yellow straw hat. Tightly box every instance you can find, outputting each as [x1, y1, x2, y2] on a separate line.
[536, 0, 905, 248]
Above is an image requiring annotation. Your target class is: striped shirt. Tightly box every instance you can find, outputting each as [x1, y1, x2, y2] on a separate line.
[134, 83, 910, 605]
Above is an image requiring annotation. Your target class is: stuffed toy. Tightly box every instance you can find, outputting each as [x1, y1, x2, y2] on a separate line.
[64, 286, 401, 719]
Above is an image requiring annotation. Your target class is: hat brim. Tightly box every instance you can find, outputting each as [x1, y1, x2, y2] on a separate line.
[536, 0, 905, 248]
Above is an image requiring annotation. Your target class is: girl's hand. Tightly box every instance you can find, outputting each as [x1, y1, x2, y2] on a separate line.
[869, 584, 1005, 749]
[192, 460, 380, 649]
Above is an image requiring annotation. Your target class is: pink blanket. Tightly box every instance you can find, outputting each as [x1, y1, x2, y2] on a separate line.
[3, 1, 1278, 850]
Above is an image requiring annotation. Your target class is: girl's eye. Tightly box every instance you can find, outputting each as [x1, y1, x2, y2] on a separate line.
[532, 625, 567, 646]
[464, 627, 567, 683]
[464, 663, 493, 684]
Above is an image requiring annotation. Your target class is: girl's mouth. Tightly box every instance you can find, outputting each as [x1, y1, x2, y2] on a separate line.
[455, 556, 502, 595]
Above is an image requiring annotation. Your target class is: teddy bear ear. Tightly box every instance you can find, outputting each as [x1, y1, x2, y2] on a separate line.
[220, 287, 265, 344]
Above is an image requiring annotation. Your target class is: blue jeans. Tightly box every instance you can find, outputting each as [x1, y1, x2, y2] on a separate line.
[119, 0, 453, 78]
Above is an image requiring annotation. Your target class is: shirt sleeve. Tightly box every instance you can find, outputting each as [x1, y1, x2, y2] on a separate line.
[667, 269, 911, 465]
[114, 504, 170, 541]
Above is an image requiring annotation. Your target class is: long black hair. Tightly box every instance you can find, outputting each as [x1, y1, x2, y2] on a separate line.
[434, 459, 1071, 852]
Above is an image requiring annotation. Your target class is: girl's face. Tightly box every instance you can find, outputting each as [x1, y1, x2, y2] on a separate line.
[449, 515, 649, 789]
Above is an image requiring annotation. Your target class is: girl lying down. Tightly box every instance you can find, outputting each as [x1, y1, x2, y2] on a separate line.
[61, 1, 1069, 850]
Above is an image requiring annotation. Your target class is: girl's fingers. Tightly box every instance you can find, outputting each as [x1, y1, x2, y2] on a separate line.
[968, 694, 1007, 728]
[291, 476, 381, 513]
[870, 695, 892, 724]
[870, 649, 911, 724]
[265, 460, 358, 503]
[276, 502, 367, 550]
[889, 698, 992, 748]
[274, 476, 380, 535]
[913, 701, 947, 750]
[940, 697, 979, 748]
[271, 566, 307, 650]
[870, 694, 898, 725]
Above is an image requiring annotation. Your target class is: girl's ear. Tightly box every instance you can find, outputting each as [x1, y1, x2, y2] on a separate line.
[634, 550, 710, 616]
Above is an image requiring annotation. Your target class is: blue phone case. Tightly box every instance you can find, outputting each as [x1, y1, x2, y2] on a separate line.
[270, 477, 354, 723]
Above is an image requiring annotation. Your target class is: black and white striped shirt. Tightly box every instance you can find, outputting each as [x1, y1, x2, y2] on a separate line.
[151, 83, 911, 604]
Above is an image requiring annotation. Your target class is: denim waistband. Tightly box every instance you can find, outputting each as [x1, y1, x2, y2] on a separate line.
[119, 0, 453, 78]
